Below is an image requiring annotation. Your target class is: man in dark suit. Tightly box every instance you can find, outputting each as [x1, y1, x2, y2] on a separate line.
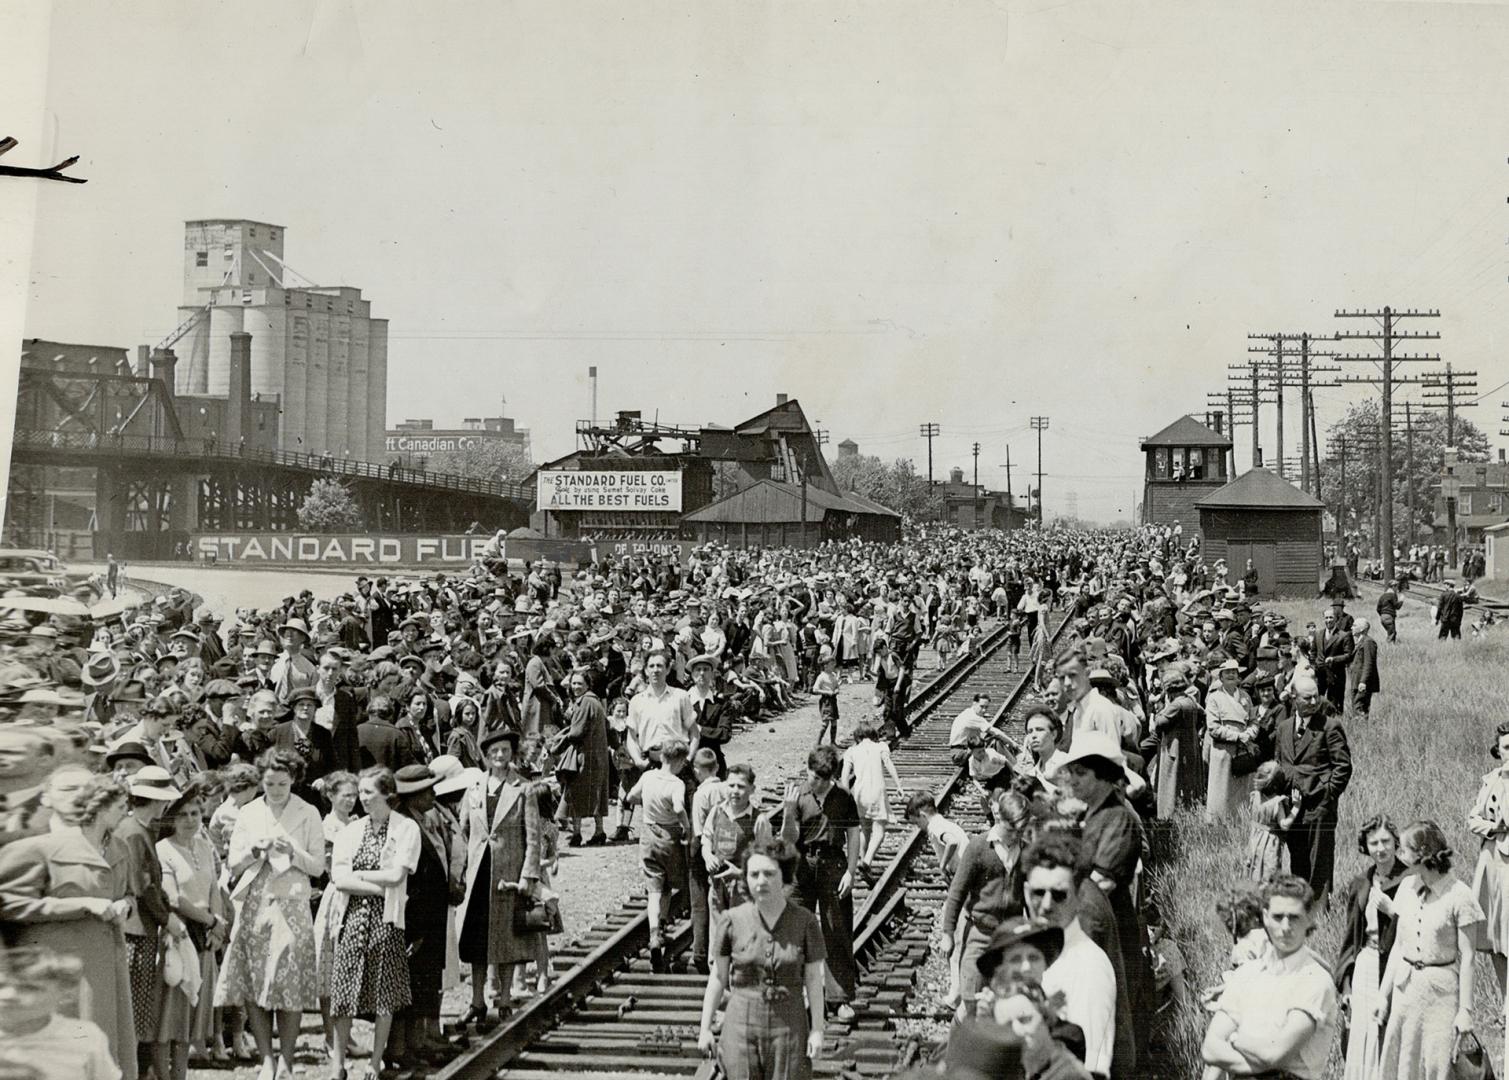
[1436, 582, 1466, 640]
[687, 655, 733, 779]
[358, 693, 419, 771]
[1347, 618, 1380, 716]
[1312, 611, 1353, 711]
[1264, 674, 1353, 906]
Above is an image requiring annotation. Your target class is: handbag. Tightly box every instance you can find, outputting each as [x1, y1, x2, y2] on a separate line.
[1452, 1031, 1495, 1080]
[513, 892, 564, 935]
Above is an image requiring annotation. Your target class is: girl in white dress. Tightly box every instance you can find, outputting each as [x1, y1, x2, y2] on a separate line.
[840, 723, 907, 872]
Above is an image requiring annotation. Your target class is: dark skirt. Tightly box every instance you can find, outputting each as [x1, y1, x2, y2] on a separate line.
[329, 894, 412, 1017]
[458, 848, 493, 966]
[404, 844, 449, 1011]
[126, 932, 161, 1042]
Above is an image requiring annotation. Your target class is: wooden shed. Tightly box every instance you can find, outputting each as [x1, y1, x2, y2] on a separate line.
[1196, 468, 1324, 597]
[682, 479, 901, 548]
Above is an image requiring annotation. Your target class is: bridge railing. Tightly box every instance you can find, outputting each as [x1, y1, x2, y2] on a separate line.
[10, 429, 531, 501]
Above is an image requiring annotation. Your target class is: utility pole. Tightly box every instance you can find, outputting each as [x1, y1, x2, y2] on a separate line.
[1421, 365, 1478, 568]
[1030, 416, 1049, 527]
[1207, 388, 1254, 478]
[972, 441, 981, 491]
[1404, 402, 1416, 549]
[919, 422, 940, 522]
[1247, 332, 1340, 485]
[1334, 307, 1441, 581]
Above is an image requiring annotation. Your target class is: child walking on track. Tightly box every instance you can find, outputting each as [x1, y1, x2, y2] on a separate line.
[813, 649, 841, 745]
[841, 723, 907, 873]
[623, 739, 692, 972]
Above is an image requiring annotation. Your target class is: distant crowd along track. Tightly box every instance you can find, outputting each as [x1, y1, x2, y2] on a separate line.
[435, 607, 1070, 1080]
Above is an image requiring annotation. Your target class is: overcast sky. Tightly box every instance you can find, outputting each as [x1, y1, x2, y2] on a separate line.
[10, 0, 1509, 522]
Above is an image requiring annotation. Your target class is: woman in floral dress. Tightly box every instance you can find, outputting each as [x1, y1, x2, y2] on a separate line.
[215, 749, 324, 1080]
[328, 767, 421, 1080]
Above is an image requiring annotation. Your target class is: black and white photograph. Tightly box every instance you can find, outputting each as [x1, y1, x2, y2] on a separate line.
[4, 2, 1509, 1078]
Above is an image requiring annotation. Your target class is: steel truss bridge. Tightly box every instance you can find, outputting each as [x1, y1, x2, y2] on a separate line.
[5, 367, 531, 556]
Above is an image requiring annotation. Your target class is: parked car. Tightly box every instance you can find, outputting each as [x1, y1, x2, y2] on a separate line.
[0, 549, 95, 596]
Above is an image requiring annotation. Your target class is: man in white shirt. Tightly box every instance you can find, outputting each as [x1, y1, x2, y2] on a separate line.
[1201, 875, 1336, 1080]
[948, 693, 998, 748]
[906, 792, 971, 1004]
[1056, 651, 1126, 748]
[627, 652, 697, 767]
[1022, 834, 1117, 1079]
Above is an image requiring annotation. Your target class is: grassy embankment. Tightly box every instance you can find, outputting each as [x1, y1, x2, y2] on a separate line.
[1152, 594, 1509, 1078]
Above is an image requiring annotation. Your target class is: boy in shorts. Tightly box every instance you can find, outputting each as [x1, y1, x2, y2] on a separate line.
[624, 739, 692, 971]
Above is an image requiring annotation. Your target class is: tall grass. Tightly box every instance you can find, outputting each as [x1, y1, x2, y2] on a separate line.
[1153, 599, 1509, 1077]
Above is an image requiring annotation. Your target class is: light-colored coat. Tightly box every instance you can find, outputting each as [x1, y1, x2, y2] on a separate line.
[459, 772, 541, 965]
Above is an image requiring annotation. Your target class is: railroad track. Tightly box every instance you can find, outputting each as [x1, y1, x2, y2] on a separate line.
[435, 608, 1072, 1080]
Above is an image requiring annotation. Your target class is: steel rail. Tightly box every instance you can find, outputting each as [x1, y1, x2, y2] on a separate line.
[437, 609, 1070, 1080]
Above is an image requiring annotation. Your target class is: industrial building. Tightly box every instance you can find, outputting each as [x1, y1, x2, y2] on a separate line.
[530, 395, 900, 546]
[934, 465, 1032, 532]
[169, 219, 388, 460]
[386, 409, 532, 467]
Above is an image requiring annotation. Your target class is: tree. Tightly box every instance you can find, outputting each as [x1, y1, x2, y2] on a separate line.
[297, 478, 365, 532]
[424, 440, 536, 483]
[1319, 400, 1489, 549]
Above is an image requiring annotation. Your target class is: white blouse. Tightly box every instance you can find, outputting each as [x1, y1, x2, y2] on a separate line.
[328, 812, 422, 931]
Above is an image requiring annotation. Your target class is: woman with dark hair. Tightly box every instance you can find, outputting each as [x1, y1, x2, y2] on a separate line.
[522, 637, 562, 740]
[697, 839, 827, 1080]
[557, 670, 611, 846]
[215, 747, 324, 1080]
[1336, 814, 1405, 1080]
[0, 773, 137, 1078]
[327, 766, 421, 1080]
[1014, 706, 1069, 799]
[1375, 820, 1484, 1080]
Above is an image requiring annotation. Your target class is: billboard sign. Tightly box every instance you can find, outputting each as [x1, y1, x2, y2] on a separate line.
[536, 469, 682, 512]
[192, 533, 488, 566]
[603, 540, 694, 566]
[384, 434, 484, 454]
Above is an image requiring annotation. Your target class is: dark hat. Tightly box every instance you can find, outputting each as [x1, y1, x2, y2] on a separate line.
[369, 645, 396, 663]
[203, 678, 241, 699]
[170, 628, 200, 642]
[479, 728, 521, 753]
[395, 764, 439, 796]
[287, 687, 320, 707]
[942, 1019, 1027, 1080]
[398, 654, 426, 671]
[975, 916, 1065, 980]
[105, 740, 154, 768]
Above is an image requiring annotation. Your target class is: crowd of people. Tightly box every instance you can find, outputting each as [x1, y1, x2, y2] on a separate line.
[0, 518, 1496, 1080]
